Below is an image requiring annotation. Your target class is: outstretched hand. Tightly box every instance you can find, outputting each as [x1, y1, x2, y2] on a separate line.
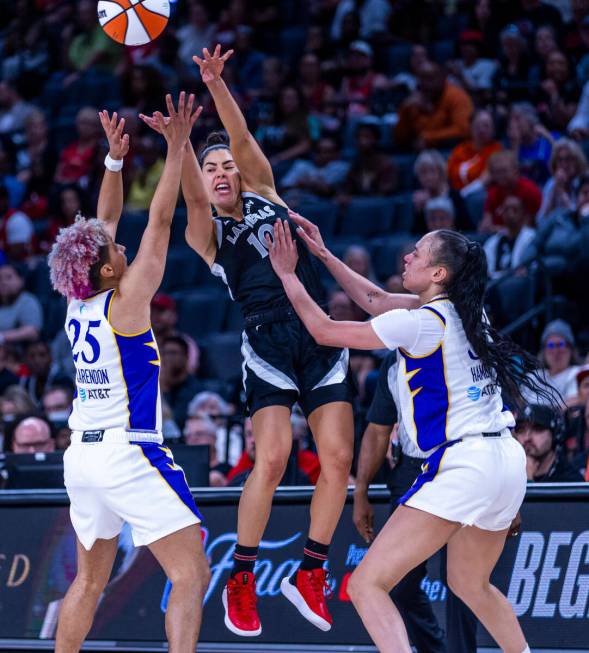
[99, 110, 129, 160]
[287, 209, 327, 260]
[149, 92, 202, 150]
[266, 219, 298, 279]
[193, 44, 234, 83]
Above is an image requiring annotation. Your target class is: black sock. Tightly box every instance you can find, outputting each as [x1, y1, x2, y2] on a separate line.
[299, 537, 329, 571]
[231, 544, 258, 577]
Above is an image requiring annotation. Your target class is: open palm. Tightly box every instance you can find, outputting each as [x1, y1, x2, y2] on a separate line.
[193, 44, 233, 83]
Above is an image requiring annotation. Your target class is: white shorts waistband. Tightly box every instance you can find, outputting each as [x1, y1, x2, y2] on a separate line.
[70, 428, 163, 445]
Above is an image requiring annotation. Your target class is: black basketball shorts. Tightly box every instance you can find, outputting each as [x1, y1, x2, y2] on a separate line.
[241, 316, 355, 417]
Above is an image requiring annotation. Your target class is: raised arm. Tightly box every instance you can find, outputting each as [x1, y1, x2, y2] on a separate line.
[140, 111, 215, 265]
[194, 45, 284, 205]
[112, 93, 200, 333]
[288, 210, 419, 316]
[96, 111, 129, 240]
[267, 219, 385, 350]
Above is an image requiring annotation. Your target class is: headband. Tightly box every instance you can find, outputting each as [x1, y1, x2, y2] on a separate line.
[199, 143, 231, 163]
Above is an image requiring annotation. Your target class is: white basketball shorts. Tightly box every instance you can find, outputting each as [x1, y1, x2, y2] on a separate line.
[399, 432, 526, 531]
[64, 431, 202, 550]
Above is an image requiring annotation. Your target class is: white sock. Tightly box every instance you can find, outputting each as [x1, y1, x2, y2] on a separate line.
[521, 646, 531, 653]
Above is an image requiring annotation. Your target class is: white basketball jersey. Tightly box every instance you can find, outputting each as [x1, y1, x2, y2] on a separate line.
[66, 289, 162, 433]
[396, 299, 515, 454]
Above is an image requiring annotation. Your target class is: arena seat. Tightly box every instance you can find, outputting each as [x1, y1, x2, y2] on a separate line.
[371, 234, 416, 281]
[340, 197, 395, 237]
[296, 200, 338, 238]
[159, 247, 202, 293]
[173, 290, 228, 339]
[201, 332, 243, 381]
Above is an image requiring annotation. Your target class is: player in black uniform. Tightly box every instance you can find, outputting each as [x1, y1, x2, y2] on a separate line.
[143, 45, 354, 636]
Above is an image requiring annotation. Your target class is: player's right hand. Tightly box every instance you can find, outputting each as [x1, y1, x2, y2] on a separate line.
[154, 92, 202, 150]
[99, 110, 129, 160]
[352, 490, 375, 544]
[288, 209, 328, 260]
[193, 44, 233, 83]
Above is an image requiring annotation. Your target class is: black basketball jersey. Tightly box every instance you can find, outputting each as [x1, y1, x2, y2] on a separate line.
[212, 191, 325, 315]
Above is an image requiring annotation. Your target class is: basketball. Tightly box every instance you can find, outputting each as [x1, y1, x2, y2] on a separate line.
[97, 0, 170, 46]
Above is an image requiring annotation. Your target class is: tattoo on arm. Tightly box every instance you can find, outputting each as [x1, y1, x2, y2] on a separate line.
[367, 290, 380, 304]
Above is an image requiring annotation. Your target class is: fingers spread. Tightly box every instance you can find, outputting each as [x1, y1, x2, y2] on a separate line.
[178, 90, 185, 115]
[221, 49, 234, 61]
[193, 55, 203, 66]
[165, 94, 177, 117]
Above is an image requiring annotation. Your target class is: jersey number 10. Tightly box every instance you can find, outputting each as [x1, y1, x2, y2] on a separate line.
[246, 223, 274, 259]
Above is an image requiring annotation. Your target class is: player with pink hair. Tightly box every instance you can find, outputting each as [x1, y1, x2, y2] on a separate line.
[50, 94, 210, 653]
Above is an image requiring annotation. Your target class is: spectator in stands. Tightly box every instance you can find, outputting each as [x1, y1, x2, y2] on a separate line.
[338, 122, 397, 200]
[0, 79, 34, 135]
[0, 185, 34, 262]
[54, 107, 100, 185]
[568, 78, 589, 140]
[42, 385, 72, 431]
[297, 53, 335, 113]
[0, 264, 43, 345]
[125, 135, 165, 211]
[64, 0, 118, 78]
[518, 0, 564, 35]
[280, 136, 350, 203]
[389, 44, 429, 96]
[230, 25, 265, 93]
[150, 293, 199, 375]
[484, 195, 536, 277]
[47, 185, 90, 245]
[256, 85, 313, 169]
[447, 30, 498, 95]
[339, 41, 388, 117]
[343, 245, 378, 283]
[506, 102, 554, 184]
[447, 109, 502, 192]
[565, 395, 589, 476]
[514, 404, 582, 482]
[120, 65, 165, 117]
[480, 151, 542, 232]
[565, 3, 589, 64]
[21, 341, 73, 405]
[11, 415, 54, 454]
[1, 385, 36, 424]
[176, 1, 217, 70]
[537, 138, 588, 220]
[227, 416, 320, 486]
[530, 24, 559, 82]
[330, 0, 391, 41]
[412, 150, 471, 232]
[248, 57, 285, 126]
[423, 197, 456, 233]
[395, 62, 474, 150]
[187, 391, 241, 466]
[0, 144, 26, 209]
[492, 24, 533, 105]
[183, 412, 230, 486]
[0, 344, 19, 395]
[537, 50, 580, 132]
[160, 335, 203, 430]
[328, 289, 365, 323]
[523, 171, 589, 277]
[527, 320, 581, 405]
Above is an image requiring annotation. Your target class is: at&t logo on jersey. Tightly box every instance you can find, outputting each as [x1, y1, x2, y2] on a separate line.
[467, 385, 481, 401]
[79, 388, 87, 402]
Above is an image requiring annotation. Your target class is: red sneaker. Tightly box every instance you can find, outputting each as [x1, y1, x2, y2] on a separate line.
[222, 571, 262, 637]
[280, 568, 333, 631]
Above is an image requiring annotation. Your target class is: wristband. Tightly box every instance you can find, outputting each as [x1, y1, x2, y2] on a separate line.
[104, 153, 123, 172]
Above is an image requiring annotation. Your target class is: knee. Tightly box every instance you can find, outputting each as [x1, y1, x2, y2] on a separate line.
[254, 449, 290, 485]
[346, 570, 362, 605]
[446, 567, 487, 604]
[319, 447, 353, 478]
[73, 574, 108, 598]
[168, 561, 211, 598]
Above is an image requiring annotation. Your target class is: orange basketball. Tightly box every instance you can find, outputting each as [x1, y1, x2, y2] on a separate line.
[97, 0, 170, 46]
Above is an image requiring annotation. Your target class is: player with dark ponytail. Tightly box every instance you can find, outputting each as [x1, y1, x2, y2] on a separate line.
[434, 229, 556, 409]
[266, 219, 542, 653]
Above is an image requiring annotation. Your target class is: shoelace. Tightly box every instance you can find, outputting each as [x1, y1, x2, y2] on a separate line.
[307, 570, 334, 602]
[229, 578, 257, 612]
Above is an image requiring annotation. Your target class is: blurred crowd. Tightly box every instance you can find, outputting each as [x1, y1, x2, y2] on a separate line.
[1, 0, 589, 486]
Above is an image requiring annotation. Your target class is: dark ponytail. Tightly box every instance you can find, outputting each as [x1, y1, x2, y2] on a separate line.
[432, 230, 558, 409]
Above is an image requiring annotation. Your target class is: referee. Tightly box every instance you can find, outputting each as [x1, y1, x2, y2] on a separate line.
[352, 351, 478, 653]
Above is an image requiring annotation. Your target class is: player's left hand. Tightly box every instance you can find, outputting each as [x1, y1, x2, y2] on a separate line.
[508, 511, 522, 537]
[99, 110, 129, 160]
[266, 219, 298, 278]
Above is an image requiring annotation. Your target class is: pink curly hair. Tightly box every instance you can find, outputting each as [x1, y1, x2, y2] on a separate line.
[48, 215, 110, 299]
